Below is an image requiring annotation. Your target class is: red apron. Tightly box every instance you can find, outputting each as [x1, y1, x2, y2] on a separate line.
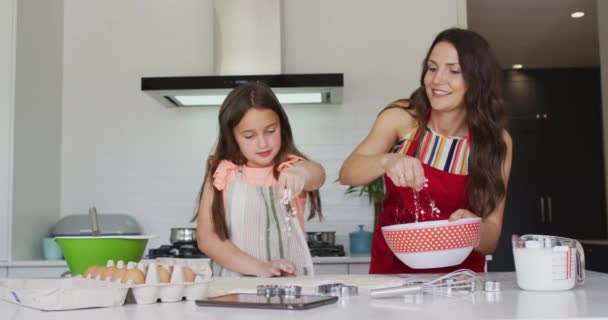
[369, 127, 485, 274]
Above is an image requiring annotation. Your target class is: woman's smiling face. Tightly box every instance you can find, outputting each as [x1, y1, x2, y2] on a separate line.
[423, 41, 468, 112]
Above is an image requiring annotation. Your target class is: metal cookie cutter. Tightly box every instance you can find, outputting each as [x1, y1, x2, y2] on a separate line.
[482, 280, 502, 303]
[316, 283, 358, 297]
[483, 280, 501, 292]
[256, 285, 302, 298]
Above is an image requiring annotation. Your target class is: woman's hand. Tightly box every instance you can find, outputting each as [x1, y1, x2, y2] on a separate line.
[449, 209, 483, 251]
[277, 165, 309, 200]
[448, 209, 478, 221]
[256, 259, 298, 277]
[381, 153, 427, 190]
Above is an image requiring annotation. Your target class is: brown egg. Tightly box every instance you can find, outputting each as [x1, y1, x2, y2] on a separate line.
[83, 265, 98, 278]
[136, 262, 148, 274]
[92, 266, 106, 280]
[111, 268, 127, 282]
[182, 266, 196, 283]
[122, 268, 145, 285]
[101, 266, 117, 280]
[157, 266, 170, 283]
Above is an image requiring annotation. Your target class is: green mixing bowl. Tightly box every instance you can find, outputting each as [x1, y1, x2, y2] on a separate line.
[54, 235, 155, 276]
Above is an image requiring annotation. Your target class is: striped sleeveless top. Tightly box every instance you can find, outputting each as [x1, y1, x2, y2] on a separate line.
[392, 127, 470, 175]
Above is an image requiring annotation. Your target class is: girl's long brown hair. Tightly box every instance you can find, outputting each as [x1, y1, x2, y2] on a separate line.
[192, 81, 322, 240]
[386, 28, 507, 218]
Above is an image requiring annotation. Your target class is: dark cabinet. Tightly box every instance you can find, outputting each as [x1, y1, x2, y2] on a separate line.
[488, 68, 607, 271]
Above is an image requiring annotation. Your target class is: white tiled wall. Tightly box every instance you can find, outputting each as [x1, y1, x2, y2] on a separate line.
[58, 0, 465, 252]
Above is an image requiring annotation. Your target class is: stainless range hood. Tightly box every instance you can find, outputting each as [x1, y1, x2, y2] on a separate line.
[141, 0, 343, 107]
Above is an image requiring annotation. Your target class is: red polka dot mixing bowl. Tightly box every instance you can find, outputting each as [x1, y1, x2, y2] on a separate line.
[381, 217, 481, 269]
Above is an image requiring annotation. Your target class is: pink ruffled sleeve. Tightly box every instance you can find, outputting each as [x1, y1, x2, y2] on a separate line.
[212, 160, 237, 191]
[278, 155, 308, 229]
[277, 154, 304, 172]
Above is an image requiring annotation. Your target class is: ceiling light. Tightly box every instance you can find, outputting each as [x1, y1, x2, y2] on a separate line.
[512, 64, 523, 69]
[175, 95, 226, 106]
[173, 92, 325, 106]
[571, 11, 585, 18]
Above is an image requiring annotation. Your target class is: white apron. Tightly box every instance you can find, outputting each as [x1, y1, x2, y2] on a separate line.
[211, 168, 314, 277]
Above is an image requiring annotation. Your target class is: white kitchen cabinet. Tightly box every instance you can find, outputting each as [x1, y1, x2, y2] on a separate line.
[347, 263, 370, 275]
[313, 264, 348, 275]
[2, 260, 69, 278]
[0, 0, 16, 263]
[7, 266, 69, 278]
[312, 257, 371, 275]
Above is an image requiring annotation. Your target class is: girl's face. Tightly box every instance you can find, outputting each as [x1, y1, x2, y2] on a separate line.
[423, 41, 468, 112]
[233, 108, 282, 168]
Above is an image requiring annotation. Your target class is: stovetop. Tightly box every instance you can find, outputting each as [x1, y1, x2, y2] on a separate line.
[149, 241, 345, 258]
[307, 241, 345, 257]
[147, 242, 208, 259]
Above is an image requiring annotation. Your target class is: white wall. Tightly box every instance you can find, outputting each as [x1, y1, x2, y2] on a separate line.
[12, 0, 63, 260]
[60, 0, 465, 252]
[599, 0, 608, 232]
[0, 0, 16, 262]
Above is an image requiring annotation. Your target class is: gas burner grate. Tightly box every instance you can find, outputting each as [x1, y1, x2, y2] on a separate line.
[308, 243, 345, 257]
[147, 242, 208, 259]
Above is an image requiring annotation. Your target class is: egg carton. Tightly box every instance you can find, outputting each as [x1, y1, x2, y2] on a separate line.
[153, 257, 213, 279]
[0, 259, 212, 310]
[84, 259, 211, 283]
[84, 259, 212, 305]
[128, 261, 210, 304]
[128, 280, 208, 304]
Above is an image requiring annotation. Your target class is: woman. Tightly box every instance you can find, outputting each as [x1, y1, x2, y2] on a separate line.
[339, 28, 513, 273]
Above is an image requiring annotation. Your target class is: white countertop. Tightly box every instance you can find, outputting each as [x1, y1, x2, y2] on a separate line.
[311, 256, 370, 263]
[0, 256, 370, 267]
[2, 272, 608, 319]
[0, 260, 68, 267]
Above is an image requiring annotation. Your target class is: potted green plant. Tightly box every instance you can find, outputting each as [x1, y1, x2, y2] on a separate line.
[345, 176, 385, 230]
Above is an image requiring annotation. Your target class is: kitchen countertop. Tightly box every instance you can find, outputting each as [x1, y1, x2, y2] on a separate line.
[0, 260, 68, 267]
[311, 256, 370, 263]
[0, 256, 371, 267]
[2, 271, 608, 319]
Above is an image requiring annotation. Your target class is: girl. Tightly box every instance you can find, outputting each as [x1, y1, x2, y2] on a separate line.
[195, 81, 325, 277]
[340, 28, 513, 273]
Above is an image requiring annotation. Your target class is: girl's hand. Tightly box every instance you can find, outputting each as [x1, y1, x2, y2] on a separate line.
[448, 209, 478, 221]
[381, 153, 426, 190]
[277, 165, 308, 200]
[256, 259, 298, 277]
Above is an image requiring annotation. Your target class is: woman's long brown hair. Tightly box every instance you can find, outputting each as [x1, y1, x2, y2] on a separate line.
[192, 81, 322, 240]
[386, 28, 507, 218]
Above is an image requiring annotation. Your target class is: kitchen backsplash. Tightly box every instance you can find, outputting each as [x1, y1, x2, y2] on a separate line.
[54, 1, 462, 258]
